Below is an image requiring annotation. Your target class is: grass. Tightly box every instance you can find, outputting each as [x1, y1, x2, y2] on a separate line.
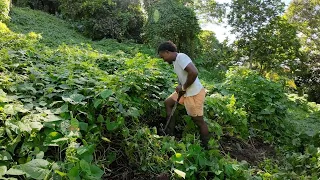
[7, 7, 155, 56]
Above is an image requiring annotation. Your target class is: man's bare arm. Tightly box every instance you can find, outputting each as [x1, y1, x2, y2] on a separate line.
[183, 63, 198, 90]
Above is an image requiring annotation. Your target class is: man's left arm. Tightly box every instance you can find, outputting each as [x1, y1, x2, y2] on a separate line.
[182, 62, 198, 91]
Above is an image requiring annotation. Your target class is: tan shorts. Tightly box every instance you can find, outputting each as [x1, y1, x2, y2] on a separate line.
[168, 88, 206, 117]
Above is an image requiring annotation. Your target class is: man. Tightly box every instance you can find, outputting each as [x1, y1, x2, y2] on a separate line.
[158, 41, 210, 149]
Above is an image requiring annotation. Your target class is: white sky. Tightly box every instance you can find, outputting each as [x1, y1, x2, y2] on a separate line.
[200, 0, 292, 43]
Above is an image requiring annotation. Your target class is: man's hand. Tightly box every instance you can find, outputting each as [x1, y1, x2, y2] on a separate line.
[175, 85, 186, 95]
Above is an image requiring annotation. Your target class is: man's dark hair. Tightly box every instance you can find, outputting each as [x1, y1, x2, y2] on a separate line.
[158, 41, 177, 53]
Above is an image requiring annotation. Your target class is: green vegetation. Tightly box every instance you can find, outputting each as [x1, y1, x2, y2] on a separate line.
[0, 2, 319, 180]
[0, 0, 11, 23]
[143, 0, 200, 57]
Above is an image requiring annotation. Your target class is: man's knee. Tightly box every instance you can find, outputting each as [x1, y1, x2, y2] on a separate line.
[192, 116, 205, 126]
[165, 97, 175, 107]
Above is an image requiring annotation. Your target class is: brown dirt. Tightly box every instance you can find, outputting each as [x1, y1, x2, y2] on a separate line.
[219, 135, 276, 165]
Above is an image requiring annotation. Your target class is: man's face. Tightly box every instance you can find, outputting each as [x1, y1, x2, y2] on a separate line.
[159, 51, 174, 64]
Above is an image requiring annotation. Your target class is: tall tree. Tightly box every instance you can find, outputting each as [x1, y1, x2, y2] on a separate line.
[246, 16, 301, 73]
[143, 0, 200, 57]
[286, 0, 320, 102]
[196, 30, 232, 67]
[227, 0, 285, 68]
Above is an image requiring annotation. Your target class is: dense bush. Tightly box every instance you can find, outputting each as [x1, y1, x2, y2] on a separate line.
[59, 0, 144, 42]
[205, 94, 248, 138]
[0, 21, 172, 179]
[218, 67, 292, 142]
[0, 0, 11, 22]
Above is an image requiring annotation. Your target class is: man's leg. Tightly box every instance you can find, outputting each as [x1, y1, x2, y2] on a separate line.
[164, 97, 177, 135]
[192, 116, 210, 149]
[165, 97, 176, 120]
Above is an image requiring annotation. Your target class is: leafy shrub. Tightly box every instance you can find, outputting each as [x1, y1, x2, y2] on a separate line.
[0, 20, 175, 179]
[219, 67, 292, 142]
[59, 0, 144, 42]
[0, 0, 10, 22]
[205, 93, 248, 138]
[124, 126, 252, 179]
[258, 143, 320, 179]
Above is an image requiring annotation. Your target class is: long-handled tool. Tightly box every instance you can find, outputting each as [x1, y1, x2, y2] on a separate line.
[162, 93, 183, 135]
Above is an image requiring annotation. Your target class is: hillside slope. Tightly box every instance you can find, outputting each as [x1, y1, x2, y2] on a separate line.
[0, 7, 319, 180]
[8, 7, 154, 55]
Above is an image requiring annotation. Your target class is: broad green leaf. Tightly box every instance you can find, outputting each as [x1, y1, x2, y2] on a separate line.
[93, 99, 103, 108]
[62, 94, 86, 105]
[44, 114, 62, 122]
[3, 104, 28, 115]
[59, 84, 70, 90]
[232, 164, 240, 171]
[0, 89, 8, 102]
[126, 107, 140, 118]
[6, 135, 21, 154]
[224, 164, 234, 176]
[39, 101, 47, 106]
[36, 151, 44, 159]
[79, 122, 88, 131]
[0, 166, 7, 176]
[173, 169, 186, 179]
[0, 150, 12, 161]
[100, 90, 113, 99]
[81, 154, 93, 164]
[198, 155, 207, 167]
[20, 159, 51, 180]
[69, 118, 80, 136]
[89, 165, 104, 179]
[214, 170, 222, 175]
[106, 121, 118, 131]
[96, 114, 103, 123]
[60, 121, 71, 135]
[80, 160, 91, 174]
[18, 121, 43, 133]
[29, 122, 43, 131]
[6, 168, 25, 175]
[67, 166, 80, 180]
[70, 93, 85, 103]
[52, 163, 60, 171]
[187, 166, 197, 171]
[76, 146, 88, 155]
[54, 104, 68, 114]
